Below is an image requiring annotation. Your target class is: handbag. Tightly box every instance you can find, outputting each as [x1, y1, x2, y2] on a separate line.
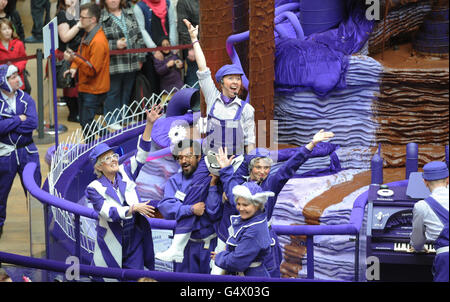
[55, 59, 74, 88]
[55, 53, 95, 89]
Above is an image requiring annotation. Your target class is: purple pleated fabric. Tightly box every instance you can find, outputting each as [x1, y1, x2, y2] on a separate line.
[274, 0, 375, 97]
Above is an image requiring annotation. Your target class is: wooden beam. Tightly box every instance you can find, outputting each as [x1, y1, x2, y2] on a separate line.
[249, 0, 275, 148]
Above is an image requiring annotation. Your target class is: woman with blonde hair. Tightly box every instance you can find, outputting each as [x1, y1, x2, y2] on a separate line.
[85, 105, 162, 278]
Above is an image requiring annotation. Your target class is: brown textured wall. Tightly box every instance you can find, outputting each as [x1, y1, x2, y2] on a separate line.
[249, 0, 275, 146]
[233, 0, 250, 77]
[199, 0, 234, 115]
[370, 44, 449, 167]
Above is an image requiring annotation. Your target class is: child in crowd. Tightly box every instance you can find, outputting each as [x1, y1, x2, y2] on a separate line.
[153, 36, 184, 104]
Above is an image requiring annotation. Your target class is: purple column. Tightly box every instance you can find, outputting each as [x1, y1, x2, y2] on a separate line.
[405, 143, 418, 179]
[371, 144, 383, 184]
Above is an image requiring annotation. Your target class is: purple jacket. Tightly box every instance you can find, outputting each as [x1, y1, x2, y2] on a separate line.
[153, 53, 184, 93]
[0, 90, 38, 150]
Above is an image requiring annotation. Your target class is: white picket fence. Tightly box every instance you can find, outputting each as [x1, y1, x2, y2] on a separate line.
[48, 84, 196, 194]
[46, 84, 197, 254]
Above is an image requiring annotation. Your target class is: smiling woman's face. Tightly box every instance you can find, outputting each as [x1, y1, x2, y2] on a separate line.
[96, 150, 120, 176]
[236, 197, 259, 220]
[221, 74, 242, 98]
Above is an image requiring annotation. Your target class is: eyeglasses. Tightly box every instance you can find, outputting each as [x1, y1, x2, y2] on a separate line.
[101, 153, 119, 164]
[176, 154, 197, 161]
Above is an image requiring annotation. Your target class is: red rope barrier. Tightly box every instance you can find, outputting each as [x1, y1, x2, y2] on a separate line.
[0, 43, 193, 65]
[109, 43, 194, 55]
[0, 54, 37, 65]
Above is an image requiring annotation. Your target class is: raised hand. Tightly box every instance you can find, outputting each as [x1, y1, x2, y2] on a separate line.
[183, 19, 199, 42]
[312, 129, 335, 144]
[215, 147, 235, 169]
[146, 104, 163, 124]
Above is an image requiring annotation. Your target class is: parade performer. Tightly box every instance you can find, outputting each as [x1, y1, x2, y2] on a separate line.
[410, 161, 449, 282]
[85, 105, 162, 278]
[157, 139, 221, 273]
[183, 18, 255, 155]
[210, 182, 274, 277]
[211, 129, 335, 276]
[0, 64, 41, 238]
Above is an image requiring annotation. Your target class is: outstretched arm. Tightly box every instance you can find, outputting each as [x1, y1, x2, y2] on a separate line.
[267, 129, 335, 195]
[183, 19, 207, 72]
[305, 129, 335, 151]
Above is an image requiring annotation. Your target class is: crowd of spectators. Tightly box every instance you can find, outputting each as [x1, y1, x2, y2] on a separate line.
[0, 0, 200, 130]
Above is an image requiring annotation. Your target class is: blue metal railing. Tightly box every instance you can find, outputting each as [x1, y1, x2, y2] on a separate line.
[22, 161, 369, 281]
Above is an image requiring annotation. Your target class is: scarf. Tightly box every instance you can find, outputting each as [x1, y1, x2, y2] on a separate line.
[221, 93, 236, 105]
[143, 0, 168, 36]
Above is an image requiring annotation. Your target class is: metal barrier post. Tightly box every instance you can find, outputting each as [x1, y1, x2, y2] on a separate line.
[33, 48, 54, 144]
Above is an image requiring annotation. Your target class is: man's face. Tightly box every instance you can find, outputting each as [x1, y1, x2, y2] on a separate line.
[7, 72, 22, 92]
[249, 158, 271, 183]
[177, 147, 200, 177]
[79, 9, 94, 30]
[221, 74, 242, 98]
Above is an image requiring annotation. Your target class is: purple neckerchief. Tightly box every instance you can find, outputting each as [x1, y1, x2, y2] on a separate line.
[220, 93, 236, 105]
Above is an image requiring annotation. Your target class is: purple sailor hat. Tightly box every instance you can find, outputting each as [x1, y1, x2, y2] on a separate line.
[214, 64, 244, 83]
[89, 143, 117, 165]
[423, 161, 449, 181]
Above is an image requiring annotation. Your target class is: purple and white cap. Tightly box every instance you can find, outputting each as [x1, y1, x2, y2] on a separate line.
[232, 181, 274, 207]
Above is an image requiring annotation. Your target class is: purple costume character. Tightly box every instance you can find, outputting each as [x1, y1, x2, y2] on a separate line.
[212, 130, 337, 277]
[213, 182, 274, 277]
[157, 139, 221, 272]
[410, 161, 449, 282]
[0, 64, 41, 238]
[84, 106, 161, 280]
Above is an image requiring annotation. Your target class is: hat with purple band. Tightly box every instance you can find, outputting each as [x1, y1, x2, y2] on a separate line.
[422, 161, 449, 181]
[214, 64, 244, 84]
[89, 143, 120, 165]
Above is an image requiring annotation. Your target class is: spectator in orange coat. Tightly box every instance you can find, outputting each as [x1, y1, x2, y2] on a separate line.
[64, 2, 110, 139]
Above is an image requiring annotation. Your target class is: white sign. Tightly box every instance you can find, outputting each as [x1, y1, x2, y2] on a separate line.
[43, 17, 59, 58]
